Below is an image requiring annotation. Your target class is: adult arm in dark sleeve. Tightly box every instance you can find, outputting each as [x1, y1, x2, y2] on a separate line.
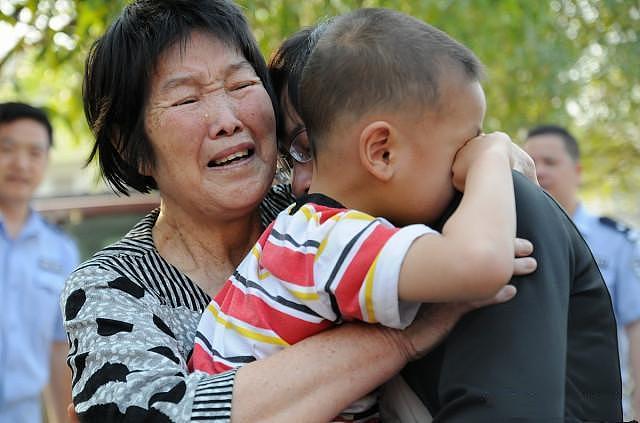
[403, 171, 621, 422]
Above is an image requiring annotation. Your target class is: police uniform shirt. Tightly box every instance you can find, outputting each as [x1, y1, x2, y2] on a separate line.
[573, 203, 640, 417]
[0, 210, 79, 423]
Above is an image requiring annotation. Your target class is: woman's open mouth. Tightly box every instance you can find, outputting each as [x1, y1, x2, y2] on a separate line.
[207, 148, 255, 167]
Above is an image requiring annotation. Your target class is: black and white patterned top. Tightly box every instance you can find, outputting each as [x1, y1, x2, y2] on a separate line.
[61, 185, 293, 422]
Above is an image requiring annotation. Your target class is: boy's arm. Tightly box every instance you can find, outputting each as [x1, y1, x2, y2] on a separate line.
[232, 285, 519, 423]
[398, 132, 515, 303]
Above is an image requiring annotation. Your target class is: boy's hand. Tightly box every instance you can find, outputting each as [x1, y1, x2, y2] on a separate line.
[452, 131, 513, 192]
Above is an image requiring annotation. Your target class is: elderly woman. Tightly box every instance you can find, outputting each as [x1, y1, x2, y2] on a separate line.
[62, 1, 534, 422]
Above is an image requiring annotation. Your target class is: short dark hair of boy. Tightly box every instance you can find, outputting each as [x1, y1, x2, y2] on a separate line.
[84, 0, 274, 195]
[526, 124, 580, 162]
[0, 102, 53, 146]
[300, 8, 483, 158]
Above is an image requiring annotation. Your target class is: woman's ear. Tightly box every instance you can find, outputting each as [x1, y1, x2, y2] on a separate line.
[358, 121, 395, 182]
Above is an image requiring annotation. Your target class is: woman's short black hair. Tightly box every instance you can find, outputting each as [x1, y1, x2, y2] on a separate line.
[0, 102, 53, 146]
[84, 0, 275, 195]
[268, 22, 330, 154]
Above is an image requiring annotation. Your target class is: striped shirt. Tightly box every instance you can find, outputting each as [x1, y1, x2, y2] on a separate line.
[191, 193, 431, 421]
[60, 185, 293, 423]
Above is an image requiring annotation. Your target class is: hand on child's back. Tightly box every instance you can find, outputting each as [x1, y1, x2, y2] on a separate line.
[451, 131, 513, 191]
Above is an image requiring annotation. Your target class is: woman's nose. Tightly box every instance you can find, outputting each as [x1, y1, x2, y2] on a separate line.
[205, 95, 243, 139]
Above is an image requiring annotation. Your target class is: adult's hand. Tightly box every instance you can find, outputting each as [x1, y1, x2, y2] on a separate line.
[513, 237, 537, 276]
[452, 132, 512, 192]
[401, 285, 516, 361]
[509, 142, 538, 185]
[457, 132, 537, 185]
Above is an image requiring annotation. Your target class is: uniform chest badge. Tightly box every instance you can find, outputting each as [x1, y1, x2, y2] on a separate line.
[38, 258, 64, 275]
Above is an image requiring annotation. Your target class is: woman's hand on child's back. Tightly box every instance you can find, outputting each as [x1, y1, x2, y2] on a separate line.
[508, 142, 538, 185]
[400, 236, 536, 360]
[513, 237, 537, 276]
[401, 285, 517, 360]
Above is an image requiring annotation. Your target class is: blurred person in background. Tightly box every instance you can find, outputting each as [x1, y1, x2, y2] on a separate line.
[0, 102, 78, 423]
[525, 124, 640, 419]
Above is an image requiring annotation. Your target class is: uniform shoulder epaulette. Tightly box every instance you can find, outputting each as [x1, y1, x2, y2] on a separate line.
[599, 216, 638, 242]
[43, 218, 63, 232]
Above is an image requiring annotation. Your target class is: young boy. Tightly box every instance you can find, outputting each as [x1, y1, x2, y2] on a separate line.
[191, 8, 516, 421]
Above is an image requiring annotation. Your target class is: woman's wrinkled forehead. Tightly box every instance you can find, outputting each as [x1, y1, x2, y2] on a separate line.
[155, 30, 246, 74]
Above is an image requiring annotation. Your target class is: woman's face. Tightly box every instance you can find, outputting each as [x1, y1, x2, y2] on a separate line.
[280, 93, 313, 197]
[145, 31, 277, 219]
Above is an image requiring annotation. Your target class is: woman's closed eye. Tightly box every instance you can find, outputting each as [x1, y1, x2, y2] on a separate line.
[172, 97, 199, 107]
[229, 79, 260, 92]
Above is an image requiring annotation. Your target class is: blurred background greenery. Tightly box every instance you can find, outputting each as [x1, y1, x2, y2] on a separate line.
[1, 0, 638, 225]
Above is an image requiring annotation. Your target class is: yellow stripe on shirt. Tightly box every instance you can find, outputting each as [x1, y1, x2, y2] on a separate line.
[316, 237, 328, 262]
[207, 304, 289, 346]
[363, 254, 380, 322]
[301, 206, 319, 223]
[251, 245, 261, 260]
[287, 288, 320, 301]
[343, 210, 376, 222]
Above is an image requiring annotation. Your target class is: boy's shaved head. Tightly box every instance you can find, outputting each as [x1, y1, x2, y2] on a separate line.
[300, 8, 483, 156]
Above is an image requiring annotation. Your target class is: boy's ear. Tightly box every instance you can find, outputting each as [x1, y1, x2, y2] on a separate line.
[359, 121, 395, 182]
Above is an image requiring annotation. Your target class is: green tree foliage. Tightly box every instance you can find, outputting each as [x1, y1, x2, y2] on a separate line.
[1, 0, 638, 215]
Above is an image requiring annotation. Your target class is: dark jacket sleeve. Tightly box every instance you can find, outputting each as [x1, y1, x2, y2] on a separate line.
[402, 171, 622, 422]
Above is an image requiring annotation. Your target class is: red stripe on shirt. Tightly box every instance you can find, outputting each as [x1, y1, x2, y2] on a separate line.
[216, 282, 332, 344]
[256, 221, 275, 249]
[313, 204, 346, 224]
[189, 343, 233, 374]
[261, 239, 316, 287]
[334, 223, 400, 321]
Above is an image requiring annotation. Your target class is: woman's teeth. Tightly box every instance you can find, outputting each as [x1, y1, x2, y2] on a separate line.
[210, 150, 250, 167]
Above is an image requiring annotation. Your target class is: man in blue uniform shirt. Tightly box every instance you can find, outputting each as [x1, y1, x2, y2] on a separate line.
[0, 102, 79, 423]
[525, 124, 640, 419]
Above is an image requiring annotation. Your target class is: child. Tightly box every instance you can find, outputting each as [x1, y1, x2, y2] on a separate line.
[191, 8, 516, 422]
